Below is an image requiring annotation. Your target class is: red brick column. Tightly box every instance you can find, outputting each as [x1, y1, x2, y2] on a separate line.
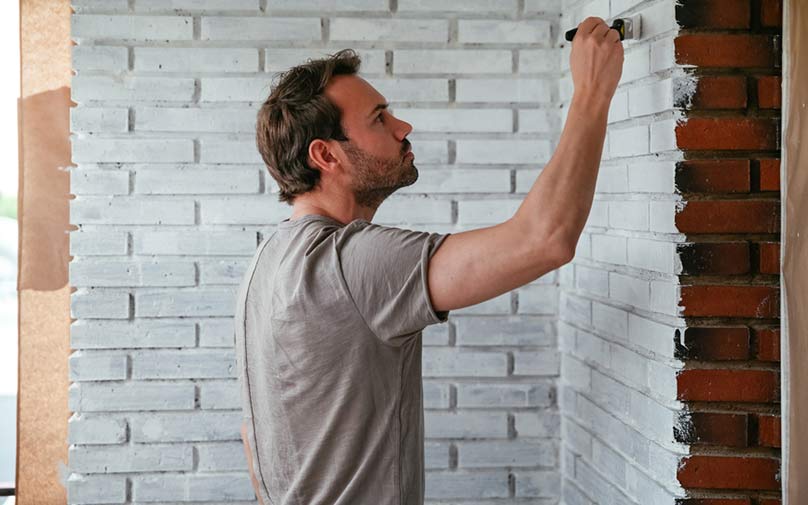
[672, 0, 782, 503]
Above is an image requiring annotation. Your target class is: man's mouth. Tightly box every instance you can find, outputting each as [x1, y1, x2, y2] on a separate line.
[402, 140, 412, 156]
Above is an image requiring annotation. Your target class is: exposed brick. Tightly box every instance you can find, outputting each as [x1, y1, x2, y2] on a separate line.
[685, 76, 747, 109]
[675, 160, 750, 193]
[677, 327, 751, 360]
[678, 242, 750, 275]
[756, 328, 781, 362]
[678, 455, 780, 490]
[756, 414, 781, 447]
[676, 200, 780, 234]
[759, 499, 781, 505]
[676, 0, 751, 29]
[759, 242, 780, 274]
[675, 411, 748, 446]
[759, 159, 781, 191]
[675, 35, 778, 68]
[680, 285, 780, 318]
[677, 369, 779, 402]
[760, 0, 783, 27]
[757, 76, 782, 109]
[675, 160, 751, 193]
[676, 118, 779, 151]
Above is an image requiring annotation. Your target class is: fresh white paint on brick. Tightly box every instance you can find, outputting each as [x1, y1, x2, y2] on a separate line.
[70, 444, 194, 473]
[69, 352, 128, 382]
[456, 78, 554, 103]
[128, 412, 240, 444]
[70, 168, 129, 195]
[72, 76, 196, 102]
[136, 0, 259, 10]
[70, 319, 196, 349]
[134, 48, 259, 73]
[200, 382, 241, 409]
[398, 0, 519, 14]
[70, 289, 130, 319]
[394, 50, 513, 74]
[457, 440, 556, 468]
[559, 0, 688, 501]
[132, 474, 254, 502]
[73, 138, 194, 163]
[71, 197, 195, 225]
[68, 414, 127, 445]
[71, 0, 129, 12]
[394, 108, 513, 133]
[331, 18, 448, 42]
[71, 46, 128, 72]
[457, 139, 552, 164]
[265, 48, 386, 73]
[135, 287, 238, 317]
[394, 168, 511, 194]
[458, 20, 554, 45]
[200, 77, 272, 102]
[197, 443, 249, 471]
[135, 168, 260, 194]
[72, 15, 193, 41]
[201, 17, 322, 41]
[70, 108, 129, 133]
[134, 230, 257, 256]
[69, 382, 196, 412]
[425, 411, 508, 438]
[267, 0, 388, 11]
[67, 475, 127, 505]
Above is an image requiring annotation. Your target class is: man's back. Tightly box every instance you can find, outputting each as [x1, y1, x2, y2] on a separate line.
[234, 214, 451, 505]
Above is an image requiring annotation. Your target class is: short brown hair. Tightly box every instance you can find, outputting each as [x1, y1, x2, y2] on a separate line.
[256, 49, 361, 204]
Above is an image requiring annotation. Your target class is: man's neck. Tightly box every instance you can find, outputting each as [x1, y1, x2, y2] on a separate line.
[289, 197, 375, 226]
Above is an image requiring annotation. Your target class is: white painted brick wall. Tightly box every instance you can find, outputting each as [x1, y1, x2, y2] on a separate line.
[69, 1, 564, 503]
[558, 1, 688, 504]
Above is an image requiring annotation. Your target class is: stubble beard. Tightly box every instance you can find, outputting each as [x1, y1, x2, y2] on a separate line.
[342, 143, 419, 209]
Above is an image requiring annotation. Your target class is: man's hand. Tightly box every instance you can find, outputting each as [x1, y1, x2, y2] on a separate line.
[569, 17, 624, 104]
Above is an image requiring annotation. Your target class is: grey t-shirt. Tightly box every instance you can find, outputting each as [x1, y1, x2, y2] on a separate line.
[234, 213, 451, 505]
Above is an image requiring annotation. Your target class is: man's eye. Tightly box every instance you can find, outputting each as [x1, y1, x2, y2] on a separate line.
[375, 114, 384, 123]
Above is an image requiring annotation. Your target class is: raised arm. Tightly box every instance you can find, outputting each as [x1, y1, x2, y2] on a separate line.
[427, 17, 624, 312]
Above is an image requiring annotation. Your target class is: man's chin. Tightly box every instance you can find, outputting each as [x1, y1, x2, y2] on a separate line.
[399, 163, 418, 187]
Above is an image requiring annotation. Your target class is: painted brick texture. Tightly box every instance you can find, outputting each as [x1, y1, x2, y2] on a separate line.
[558, 0, 686, 504]
[559, 0, 782, 502]
[559, 0, 782, 505]
[68, 1, 563, 504]
[673, 0, 783, 502]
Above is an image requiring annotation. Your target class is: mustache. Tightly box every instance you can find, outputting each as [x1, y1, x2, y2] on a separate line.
[401, 139, 411, 156]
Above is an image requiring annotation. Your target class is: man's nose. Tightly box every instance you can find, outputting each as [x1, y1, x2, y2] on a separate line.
[393, 115, 413, 140]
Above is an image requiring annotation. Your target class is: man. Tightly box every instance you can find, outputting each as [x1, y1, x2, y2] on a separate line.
[234, 16, 623, 505]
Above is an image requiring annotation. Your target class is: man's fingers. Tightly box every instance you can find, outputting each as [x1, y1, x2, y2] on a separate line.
[590, 22, 610, 39]
[578, 16, 605, 35]
[606, 28, 621, 42]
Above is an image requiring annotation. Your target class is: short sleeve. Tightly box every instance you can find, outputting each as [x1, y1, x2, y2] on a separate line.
[335, 221, 450, 346]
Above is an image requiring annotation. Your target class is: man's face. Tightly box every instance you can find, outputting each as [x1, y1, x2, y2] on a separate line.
[324, 74, 417, 209]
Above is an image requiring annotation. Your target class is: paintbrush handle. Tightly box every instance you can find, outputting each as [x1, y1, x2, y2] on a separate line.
[565, 18, 625, 42]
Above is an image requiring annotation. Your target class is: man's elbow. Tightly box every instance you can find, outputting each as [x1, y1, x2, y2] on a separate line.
[555, 241, 576, 267]
[543, 236, 576, 270]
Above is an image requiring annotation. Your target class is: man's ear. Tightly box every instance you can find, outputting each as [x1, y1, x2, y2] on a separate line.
[308, 139, 342, 174]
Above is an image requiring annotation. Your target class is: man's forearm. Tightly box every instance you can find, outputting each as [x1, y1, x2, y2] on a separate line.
[512, 91, 610, 253]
